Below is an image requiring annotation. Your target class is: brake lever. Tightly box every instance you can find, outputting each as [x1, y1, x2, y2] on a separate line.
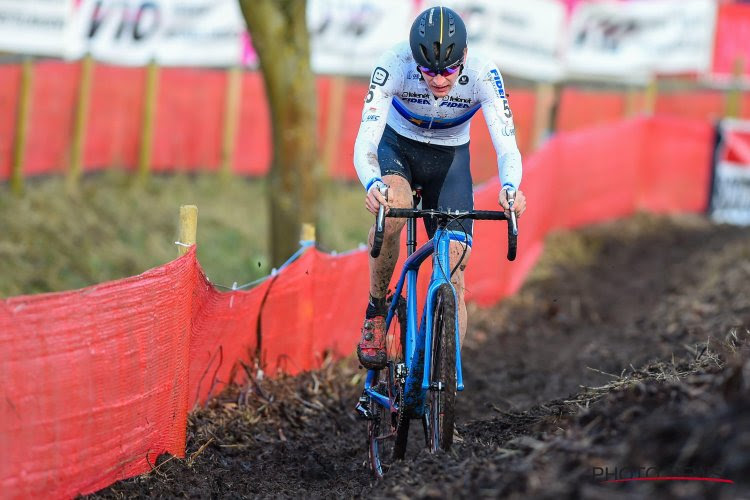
[506, 188, 518, 236]
[375, 184, 388, 234]
[371, 184, 389, 258]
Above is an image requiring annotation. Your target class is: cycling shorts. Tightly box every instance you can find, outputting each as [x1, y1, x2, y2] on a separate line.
[377, 125, 474, 237]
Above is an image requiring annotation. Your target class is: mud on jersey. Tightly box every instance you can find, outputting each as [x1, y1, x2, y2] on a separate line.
[353, 41, 522, 192]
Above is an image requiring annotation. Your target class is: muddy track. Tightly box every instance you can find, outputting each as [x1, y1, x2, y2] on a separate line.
[89, 214, 750, 499]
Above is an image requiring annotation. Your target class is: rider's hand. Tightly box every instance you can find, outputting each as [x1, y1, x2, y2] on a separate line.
[366, 181, 389, 215]
[498, 187, 527, 218]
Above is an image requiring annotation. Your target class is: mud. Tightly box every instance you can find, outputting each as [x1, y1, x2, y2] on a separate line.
[89, 214, 750, 499]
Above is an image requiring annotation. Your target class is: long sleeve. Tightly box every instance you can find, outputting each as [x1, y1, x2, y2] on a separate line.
[475, 62, 523, 190]
[353, 51, 404, 190]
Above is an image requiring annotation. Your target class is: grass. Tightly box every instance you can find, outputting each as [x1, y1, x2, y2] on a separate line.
[0, 171, 370, 298]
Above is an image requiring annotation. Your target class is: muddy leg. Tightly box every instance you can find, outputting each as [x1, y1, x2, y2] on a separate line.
[368, 175, 413, 299]
[449, 241, 472, 348]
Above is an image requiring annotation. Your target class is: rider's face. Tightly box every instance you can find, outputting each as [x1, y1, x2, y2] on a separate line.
[419, 49, 467, 98]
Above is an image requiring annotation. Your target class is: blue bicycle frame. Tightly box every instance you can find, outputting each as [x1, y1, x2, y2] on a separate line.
[363, 226, 469, 418]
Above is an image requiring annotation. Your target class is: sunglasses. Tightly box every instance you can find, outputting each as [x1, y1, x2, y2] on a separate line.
[417, 60, 462, 78]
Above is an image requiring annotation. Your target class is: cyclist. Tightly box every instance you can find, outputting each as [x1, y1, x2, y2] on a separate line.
[355, 6, 527, 370]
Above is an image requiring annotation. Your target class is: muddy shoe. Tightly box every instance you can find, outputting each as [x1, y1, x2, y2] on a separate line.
[357, 316, 387, 370]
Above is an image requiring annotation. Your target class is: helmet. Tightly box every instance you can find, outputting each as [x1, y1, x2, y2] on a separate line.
[409, 6, 467, 73]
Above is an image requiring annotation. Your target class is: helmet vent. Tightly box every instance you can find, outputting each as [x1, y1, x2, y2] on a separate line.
[445, 43, 454, 61]
[420, 44, 430, 64]
[432, 42, 441, 61]
[448, 14, 456, 36]
[419, 16, 426, 36]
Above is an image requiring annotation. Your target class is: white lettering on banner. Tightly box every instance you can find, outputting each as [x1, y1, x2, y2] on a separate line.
[566, 0, 717, 81]
[428, 0, 566, 82]
[0, 0, 70, 56]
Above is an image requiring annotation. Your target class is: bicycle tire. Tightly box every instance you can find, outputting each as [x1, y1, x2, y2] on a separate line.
[367, 371, 397, 478]
[367, 296, 409, 477]
[426, 283, 457, 452]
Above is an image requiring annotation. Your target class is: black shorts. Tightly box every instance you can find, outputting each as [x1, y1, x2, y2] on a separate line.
[378, 125, 474, 237]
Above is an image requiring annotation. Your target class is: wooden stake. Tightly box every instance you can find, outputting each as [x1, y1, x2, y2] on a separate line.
[221, 65, 243, 177]
[300, 222, 315, 243]
[138, 60, 159, 182]
[11, 57, 33, 195]
[624, 85, 639, 117]
[532, 82, 554, 150]
[724, 57, 745, 119]
[644, 77, 658, 115]
[178, 205, 198, 256]
[321, 76, 346, 175]
[68, 54, 94, 188]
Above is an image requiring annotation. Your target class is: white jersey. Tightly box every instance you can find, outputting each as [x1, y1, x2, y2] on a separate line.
[353, 41, 522, 192]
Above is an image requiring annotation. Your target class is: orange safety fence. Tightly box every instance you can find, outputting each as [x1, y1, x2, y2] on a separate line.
[9, 58, 740, 183]
[0, 115, 714, 498]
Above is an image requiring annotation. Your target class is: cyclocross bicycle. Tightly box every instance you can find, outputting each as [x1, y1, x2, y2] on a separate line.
[355, 185, 518, 478]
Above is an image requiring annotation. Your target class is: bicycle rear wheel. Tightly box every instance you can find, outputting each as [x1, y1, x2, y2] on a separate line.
[367, 296, 409, 477]
[425, 283, 457, 452]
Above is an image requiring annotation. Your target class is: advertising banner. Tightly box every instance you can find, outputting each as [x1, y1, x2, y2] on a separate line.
[429, 0, 567, 81]
[710, 119, 750, 225]
[566, 0, 717, 81]
[0, 0, 71, 56]
[309, 0, 413, 76]
[64, 0, 247, 66]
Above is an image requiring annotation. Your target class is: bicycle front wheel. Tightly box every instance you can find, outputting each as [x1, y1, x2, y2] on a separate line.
[426, 283, 457, 452]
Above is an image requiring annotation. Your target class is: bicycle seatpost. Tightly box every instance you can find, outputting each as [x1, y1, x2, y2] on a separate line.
[371, 184, 389, 258]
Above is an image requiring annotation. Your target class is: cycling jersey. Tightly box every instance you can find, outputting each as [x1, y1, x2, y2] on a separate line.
[353, 41, 522, 193]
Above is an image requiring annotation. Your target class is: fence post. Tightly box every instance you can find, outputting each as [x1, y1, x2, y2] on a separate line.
[321, 75, 346, 175]
[300, 222, 316, 243]
[532, 81, 555, 150]
[624, 85, 640, 117]
[68, 54, 94, 188]
[724, 57, 745, 119]
[644, 77, 658, 115]
[178, 205, 198, 256]
[11, 57, 33, 195]
[221, 65, 243, 178]
[138, 59, 159, 182]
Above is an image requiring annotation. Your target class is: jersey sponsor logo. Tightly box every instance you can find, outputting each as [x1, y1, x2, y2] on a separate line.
[400, 91, 430, 105]
[442, 95, 471, 104]
[371, 66, 389, 86]
[458, 75, 469, 85]
[439, 95, 472, 108]
[402, 91, 430, 99]
[440, 101, 470, 108]
[487, 69, 506, 98]
[403, 98, 430, 105]
[362, 114, 379, 122]
[501, 126, 516, 136]
[407, 71, 422, 80]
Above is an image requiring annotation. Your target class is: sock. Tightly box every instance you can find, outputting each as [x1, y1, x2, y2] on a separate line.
[365, 295, 387, 318]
